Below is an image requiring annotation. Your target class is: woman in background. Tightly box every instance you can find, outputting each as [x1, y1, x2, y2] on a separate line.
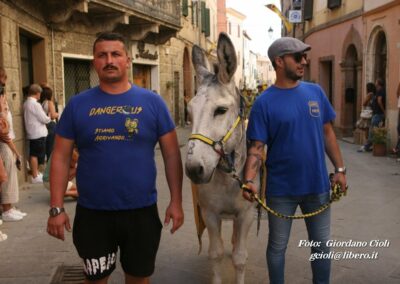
[39, 86, 58, 161]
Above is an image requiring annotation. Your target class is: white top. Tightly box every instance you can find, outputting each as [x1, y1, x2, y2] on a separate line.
[6, 110, 15, 140]
[0, 97, 16, 140]
[41, 100, 56, 122]
[23, 97, 51, 139]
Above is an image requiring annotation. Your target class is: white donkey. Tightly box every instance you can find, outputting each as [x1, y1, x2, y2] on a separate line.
[185, 33, 257, 284]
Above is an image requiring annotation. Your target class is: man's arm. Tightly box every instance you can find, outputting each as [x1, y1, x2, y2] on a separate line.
[377, 96, 385, 114]
[242, 140, 265, 201]
[35, 103, 51, 124]
[159, 129, 184, 234]
[324, 123, 347, 191]
[47, 135, 74, 240]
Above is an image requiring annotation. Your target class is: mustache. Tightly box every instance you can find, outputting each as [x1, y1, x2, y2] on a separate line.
[103, 64, 118, 71]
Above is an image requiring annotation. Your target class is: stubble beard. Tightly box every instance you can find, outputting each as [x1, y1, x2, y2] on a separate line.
[284, 67, 303, 82]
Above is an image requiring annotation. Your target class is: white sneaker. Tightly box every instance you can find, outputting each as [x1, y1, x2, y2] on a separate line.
[0, 231, 7, 241]
[2, 209, 23, 221]
[31, 175, 43, 184]
[11, 208, 27, 217]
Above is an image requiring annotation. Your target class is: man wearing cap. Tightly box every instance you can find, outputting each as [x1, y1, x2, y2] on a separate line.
[242, 37, 346, 283]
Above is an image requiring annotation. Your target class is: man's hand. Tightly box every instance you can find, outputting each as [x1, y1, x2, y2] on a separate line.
[242, 182, 257, 202]
[164, 201, 184, 234]
[47, 213, 71, 241]
[332, 173, 347, 194]
[15, 155, 22, 171]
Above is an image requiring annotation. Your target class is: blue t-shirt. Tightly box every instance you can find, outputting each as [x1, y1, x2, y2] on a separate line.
[247, 81, 336, 196]
[56, 85, 175, 210]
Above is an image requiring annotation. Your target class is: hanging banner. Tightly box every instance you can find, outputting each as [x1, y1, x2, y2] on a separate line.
[266, 4, 293, 33]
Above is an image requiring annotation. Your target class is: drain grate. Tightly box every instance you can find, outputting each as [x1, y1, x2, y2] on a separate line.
[50, 265, 85, 284]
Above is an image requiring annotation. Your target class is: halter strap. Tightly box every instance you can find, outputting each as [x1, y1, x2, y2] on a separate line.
[189, 115, 242, 150]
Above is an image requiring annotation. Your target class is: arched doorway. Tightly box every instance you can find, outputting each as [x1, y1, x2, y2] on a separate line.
[340, 26, 363, 138]
[183, 47, 192, 125]
[343, 44, 358, 135]
[374, 31, 387, 84]
[366, 27, 387, 90]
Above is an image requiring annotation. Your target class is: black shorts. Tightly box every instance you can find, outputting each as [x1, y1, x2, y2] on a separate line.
[29, 137, 46, 164]
[73, 203, 162, 281]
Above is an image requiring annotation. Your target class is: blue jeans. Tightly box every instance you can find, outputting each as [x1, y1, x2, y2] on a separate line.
[266, 192, 331, 284]
[365, 114, 385, 149]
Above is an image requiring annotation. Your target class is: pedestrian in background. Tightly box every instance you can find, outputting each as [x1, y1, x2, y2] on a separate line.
[358, 78, 386, 152]
[242, 37, 346, 284]
[0, 67, 26, 223]
[23, 84, 51, 183]
[47, 32, 184, 283]
[39, 86, 58, 161]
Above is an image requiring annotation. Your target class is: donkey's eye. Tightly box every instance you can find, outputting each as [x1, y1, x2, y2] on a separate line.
[214, 107, 228, 117]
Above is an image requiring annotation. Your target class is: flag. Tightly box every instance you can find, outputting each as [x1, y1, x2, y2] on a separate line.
[266, 4, 293, 33]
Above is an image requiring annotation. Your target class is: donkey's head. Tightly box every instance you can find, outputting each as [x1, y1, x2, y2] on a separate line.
[186, 32, 243, 184]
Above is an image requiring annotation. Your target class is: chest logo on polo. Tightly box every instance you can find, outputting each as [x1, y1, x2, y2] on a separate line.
[125, 117, 139, 138]
[308, 101, 320, 117]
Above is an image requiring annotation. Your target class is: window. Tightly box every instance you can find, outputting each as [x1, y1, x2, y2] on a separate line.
[201, 2, 210, 37]
[64, 58, 98, 104]
[19, 35, 34, 88]
[304, 0, 313, 21]
[327, 0, 341, 9]
[182, 0, 189, 17]
[228, 22, 231, 34]
[237, 25, 240, 37]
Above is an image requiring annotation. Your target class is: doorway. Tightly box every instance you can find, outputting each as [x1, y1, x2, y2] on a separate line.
[132, 64, 151, 89]
[342, 44, 358, 135]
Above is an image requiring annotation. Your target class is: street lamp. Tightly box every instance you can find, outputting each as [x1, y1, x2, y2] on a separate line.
[268, 26, 274, 40]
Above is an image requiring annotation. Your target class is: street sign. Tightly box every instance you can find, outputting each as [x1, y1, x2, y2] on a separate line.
[289, 10, 302, 23]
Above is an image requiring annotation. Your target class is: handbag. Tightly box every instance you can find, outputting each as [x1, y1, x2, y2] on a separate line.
[360, 108, 372, 119]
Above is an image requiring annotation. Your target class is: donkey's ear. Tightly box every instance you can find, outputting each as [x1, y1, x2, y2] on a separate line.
[217, 32, 237, 84]
[192, 45, 210, 84]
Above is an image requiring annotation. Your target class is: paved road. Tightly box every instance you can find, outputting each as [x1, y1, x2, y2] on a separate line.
[0, 126, 399, 283]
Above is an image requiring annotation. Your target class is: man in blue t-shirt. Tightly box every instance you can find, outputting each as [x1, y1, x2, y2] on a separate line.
[242, 37, 347, 284]
[46, 32, 184, 283]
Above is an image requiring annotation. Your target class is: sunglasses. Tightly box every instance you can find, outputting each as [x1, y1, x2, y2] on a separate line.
[283, 52, 308, 63]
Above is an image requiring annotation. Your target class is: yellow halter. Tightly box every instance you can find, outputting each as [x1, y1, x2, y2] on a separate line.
[188, 116, 242, 155]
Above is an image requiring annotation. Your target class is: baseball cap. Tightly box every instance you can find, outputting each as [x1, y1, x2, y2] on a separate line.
[268, 37, 311, 62]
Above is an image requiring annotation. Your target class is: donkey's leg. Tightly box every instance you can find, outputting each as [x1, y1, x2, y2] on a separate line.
[232, 208, 254, 284]
[203, 209, 224, 284]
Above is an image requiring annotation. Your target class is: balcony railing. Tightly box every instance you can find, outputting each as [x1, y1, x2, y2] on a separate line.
[110, 0, 180, 27]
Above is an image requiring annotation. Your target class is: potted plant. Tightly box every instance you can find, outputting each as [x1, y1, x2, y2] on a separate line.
[371, 127, 387, 156]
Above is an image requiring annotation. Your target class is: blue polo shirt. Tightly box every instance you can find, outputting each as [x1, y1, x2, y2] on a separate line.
[247, 81, 336, 196]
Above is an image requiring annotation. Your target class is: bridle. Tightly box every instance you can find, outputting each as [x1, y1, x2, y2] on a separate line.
[188, 93, 245, 173]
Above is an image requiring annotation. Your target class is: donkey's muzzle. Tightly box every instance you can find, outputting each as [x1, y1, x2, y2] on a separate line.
[185, 162, 210, 184]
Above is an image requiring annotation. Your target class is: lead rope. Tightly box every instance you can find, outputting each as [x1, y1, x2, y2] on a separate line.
[239, 173, 348, 220]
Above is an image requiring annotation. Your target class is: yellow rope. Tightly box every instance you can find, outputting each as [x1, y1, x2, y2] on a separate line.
[242, 183, 347, 219]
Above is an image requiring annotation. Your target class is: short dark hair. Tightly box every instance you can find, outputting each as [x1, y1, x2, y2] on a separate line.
[93, 32, 128, 54]
[366, 82, 376, 94]
[375, 78, 384, 88]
